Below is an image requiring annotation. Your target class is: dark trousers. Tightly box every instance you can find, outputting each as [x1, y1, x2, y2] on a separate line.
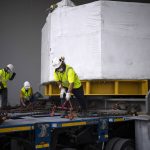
[0, 88, 8, 108]
[63, 86, 87, 111]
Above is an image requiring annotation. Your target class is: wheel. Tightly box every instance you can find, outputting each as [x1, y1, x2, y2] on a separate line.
[105, 137, 120, 150]
[113, 138, 134, 150]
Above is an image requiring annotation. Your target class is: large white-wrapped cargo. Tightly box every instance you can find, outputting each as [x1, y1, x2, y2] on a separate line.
[41, 0, 150, 83]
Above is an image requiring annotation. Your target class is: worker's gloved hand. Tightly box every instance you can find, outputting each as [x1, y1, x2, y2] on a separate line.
[66, 92, 71, 101]
[60, 88, 66, 99]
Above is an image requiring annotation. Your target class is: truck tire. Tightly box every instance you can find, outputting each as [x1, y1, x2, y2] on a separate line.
[112, 138, 134, 150]
[105, 137, 120, 150]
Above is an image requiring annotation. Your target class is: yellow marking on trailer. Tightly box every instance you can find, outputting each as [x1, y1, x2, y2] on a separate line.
[62, 121, 86, 127]
[36, 143, 49, 149]
[0, 126, 33, 133]
[114, 118, 124, 122]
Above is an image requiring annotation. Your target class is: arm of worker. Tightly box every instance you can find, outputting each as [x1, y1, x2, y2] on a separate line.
[57, 81, 63, 89]
[67, 68, 75, 93]
[66, 69, 75, 101]
[54, 71, 66, 98]
[20, 98, 26, 107]
[0, 82, 4, 89]
[65, 83, 73, 101]
[29, 88, 34, 103]
[65, 83, 74, 101]
[0, 70, 3, 82]
[9, 72, 16, 80]
[67, 82, 74, 93]
[20, 91, 26, 107]
[0, 71, 4, 89]
[56, 81, 66, 99]
[54, 71, 62, 88]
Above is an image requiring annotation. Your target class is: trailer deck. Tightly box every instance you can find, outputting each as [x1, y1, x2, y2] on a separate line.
[0, 113, 132, 132]
[0, 111, 134, 150]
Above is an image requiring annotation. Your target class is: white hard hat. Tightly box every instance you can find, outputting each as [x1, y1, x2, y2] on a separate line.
[52, 57, 62, 69]
[7, 64, 14, 72]
[24, 81, 31, 89]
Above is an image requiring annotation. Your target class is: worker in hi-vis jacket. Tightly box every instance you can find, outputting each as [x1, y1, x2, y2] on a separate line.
[52, 56, 87, 116]
[20, 81, 33, 107]
[0, 64, 16, 109]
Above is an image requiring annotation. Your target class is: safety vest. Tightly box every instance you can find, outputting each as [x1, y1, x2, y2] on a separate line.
[0, 69, 12, 89]
[21, 87, 32, 100]
[54, 64, 81, 88]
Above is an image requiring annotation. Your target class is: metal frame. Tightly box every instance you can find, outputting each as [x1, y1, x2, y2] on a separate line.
[0, 115, 132, 150]
[44, 80, 148, 96]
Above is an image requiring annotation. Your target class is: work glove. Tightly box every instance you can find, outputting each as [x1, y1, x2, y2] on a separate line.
[66, 92, 71, 101]
[60, 88, 66, 99]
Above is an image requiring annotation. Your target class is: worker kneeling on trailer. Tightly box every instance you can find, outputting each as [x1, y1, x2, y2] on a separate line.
[0, 64, 16, 109]
[52, 56, 87, 116]
[20, 81, 33, 107]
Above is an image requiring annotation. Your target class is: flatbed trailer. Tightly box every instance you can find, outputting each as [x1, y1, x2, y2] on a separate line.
[0, 80, 149, 150]
[0, 112, 137, 150]
[0, 79, 149, 150]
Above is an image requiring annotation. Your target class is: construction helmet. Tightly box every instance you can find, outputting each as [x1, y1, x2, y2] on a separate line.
[52, 57, 62, 69]
[24, 81, 31, 89]
[7, 64, 14, 72]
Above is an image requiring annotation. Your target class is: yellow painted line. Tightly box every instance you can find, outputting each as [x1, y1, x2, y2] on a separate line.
[114, 118, 124, 122]
[62, 121, 86, 127]
[0, 126, 33, 133]
[36, 143, 49, 149]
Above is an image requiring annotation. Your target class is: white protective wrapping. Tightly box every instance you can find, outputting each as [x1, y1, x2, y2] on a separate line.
[57, 0, 75, 7]
[101, 2, 150, 79]
[41, 14, 51, 83]
[41, 1, 150, 83]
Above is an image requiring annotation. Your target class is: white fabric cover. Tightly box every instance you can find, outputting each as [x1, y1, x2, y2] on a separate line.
[41, 1, 150, 83]
[101, 2, 150, 79]
[57, 0, 75, 7]
[41, 15, 51, 83]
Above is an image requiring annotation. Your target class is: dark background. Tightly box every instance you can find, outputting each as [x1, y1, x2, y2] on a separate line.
[0, 0, 149, 105]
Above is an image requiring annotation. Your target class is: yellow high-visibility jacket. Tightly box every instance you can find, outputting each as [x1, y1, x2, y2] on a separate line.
[54, 64, 81, 89]
[20, 87, 33, 101]
[0, 69, 13, 89]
